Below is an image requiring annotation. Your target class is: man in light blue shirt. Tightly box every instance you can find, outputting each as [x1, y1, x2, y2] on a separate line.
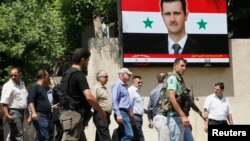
[128, 76, 144, 141]
[112, 68, 134, 141]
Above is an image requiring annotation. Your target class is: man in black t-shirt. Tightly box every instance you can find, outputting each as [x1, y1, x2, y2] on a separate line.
[28, 69, 53, 141]
[60, 48, 106, 141]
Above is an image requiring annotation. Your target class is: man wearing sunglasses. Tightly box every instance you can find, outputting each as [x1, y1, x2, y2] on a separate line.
[128, 76, 145, 141]
[92, 70, 112, 141]
[0, 67, 28, 141]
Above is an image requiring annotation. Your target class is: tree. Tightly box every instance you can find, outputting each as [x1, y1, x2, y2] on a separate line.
[59, 0, 117, 46]
[0, 0, 67, 84]
[0, 0, 118, 85]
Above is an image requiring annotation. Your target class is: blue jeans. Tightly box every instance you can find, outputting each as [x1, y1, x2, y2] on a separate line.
[168, 116, 184, 141]
[33, 112, 50, 141]
[116, 110, 133, 141]
[184, 127, 194, 141]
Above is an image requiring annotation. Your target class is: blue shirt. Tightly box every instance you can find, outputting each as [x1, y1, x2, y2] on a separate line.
[147, 84, 164, 120]
[111, 79, 131, 116]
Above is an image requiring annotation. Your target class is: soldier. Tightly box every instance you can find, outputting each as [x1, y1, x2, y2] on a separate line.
[166, 58, 191, 141]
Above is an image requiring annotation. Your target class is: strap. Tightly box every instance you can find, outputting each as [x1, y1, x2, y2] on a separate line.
[65, 69, 80, 96]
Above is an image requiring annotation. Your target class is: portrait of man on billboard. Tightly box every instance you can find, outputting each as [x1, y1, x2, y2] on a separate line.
[121, 0, 229, 67]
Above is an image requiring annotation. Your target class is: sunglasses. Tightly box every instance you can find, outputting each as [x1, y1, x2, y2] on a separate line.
[10, 74, 18, 77]
[99, 76, 108, 78]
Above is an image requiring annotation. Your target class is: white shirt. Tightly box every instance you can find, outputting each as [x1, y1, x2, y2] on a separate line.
[204, 93, 232, 121]
[168, 34, 188, 54]
[0, 79, 28, 109]
[47, 89, 53, 106]
[128, 85, 144, 115]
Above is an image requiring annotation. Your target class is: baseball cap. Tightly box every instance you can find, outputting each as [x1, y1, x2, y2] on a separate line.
[118, 68, 133, 75]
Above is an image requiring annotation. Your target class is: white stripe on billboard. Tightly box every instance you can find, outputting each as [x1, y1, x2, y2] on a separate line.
[124, 58, 229, 63]
[122, 11, 227, 34]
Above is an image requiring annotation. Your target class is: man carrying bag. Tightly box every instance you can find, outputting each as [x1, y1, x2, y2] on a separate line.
[59, 48, 106, 141]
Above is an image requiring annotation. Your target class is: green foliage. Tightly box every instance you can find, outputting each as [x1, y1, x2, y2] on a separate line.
[59, 0, 117, 49]
[0, 0, 67, 84]
[0, 0, 118, 85]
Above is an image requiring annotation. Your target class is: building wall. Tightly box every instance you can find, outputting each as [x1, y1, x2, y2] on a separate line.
[86, 38, 250, 141]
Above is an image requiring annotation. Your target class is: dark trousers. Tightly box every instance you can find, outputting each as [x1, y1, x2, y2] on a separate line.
[49, 119, 63, 141]
[49, 110, 63, 141]
[132, 115, 144, 141]
[93, 111, 111, 141]
[33, 112, 51, 141]
[208, 119, 228, 125]
[54, 120, 63, 141]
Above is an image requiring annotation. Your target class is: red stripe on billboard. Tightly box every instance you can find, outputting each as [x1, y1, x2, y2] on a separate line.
[186, 0, 226, 13]
[121, 0, 226, 13]
[121, 0, 160, 12]
[124, 54, 229, 58]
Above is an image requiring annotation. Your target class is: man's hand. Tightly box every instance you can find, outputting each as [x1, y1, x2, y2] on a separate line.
[204, 119, 208, 133]
[130, 115, 135, 126]
[116, 115, 123, 124]
[31, 112, 38, 121]
[98, 110, 107, 121]
[181, 116, 190, 127]
[148, 120, 154, 128]
[52, 103, 61, 111]
[5, 115, 12, 122]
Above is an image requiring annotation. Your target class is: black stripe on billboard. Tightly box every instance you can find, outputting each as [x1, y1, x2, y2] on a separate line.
[122, 33, 229, 54]
[122, 33, 230, 67]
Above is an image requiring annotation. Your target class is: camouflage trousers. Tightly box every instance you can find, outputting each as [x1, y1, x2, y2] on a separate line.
[60, 110, 87, 141]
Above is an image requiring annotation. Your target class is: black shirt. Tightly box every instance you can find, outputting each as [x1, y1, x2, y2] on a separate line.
[63, 67, 91, 115]
[28, 83, 51, 113]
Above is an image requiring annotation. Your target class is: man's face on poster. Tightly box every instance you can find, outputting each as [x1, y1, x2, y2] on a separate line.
[161, 1, 188, 36]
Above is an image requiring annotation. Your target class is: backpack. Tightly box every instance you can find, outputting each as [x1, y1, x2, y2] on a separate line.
[53, 69, 79, 110]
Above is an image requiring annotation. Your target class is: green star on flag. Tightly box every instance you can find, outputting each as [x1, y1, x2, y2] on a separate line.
[143, 17, 153, 28]
[197, 19, 207, 30]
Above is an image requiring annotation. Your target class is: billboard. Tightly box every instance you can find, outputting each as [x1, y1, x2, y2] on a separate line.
[121, 0, 229, 67]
